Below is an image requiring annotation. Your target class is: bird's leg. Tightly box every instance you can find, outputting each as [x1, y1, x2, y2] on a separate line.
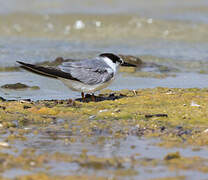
[91, 93, 96, 102]
[81, 92, 85, 102]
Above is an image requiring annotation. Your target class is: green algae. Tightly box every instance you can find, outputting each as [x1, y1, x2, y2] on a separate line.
[1, 83, 40, 90]
[164, 152, 181, 160]
[0, 67, 19, 72]
[1, 88, 208, 179]
[1, 87, 208, 145]
[1, 83, 29, 89]
[163, 152, 208, 173]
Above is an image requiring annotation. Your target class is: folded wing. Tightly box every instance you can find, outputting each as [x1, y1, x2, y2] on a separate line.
[59, 59, 114, 85]
[17, 59, 114, 86]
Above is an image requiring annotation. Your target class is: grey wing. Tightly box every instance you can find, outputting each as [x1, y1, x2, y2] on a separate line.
[58, 59, 114, 85]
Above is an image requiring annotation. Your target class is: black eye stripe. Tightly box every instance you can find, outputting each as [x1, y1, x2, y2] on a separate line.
[99, 53, 122, 64]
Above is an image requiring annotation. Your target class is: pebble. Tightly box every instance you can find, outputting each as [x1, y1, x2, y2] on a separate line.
[64, 25, 71, 34]
[46, 23, 54, 31]
[74, 20, 85, 29]
[23, 105, 31, 109]
[30, 161, 36, 166]
[95, 21, 101, 27]
[147, 18, 153, 24]
[99, 109, 108, 113]
[135, 124, 140, 128]
[191, 101, 200, 107]
[13, 24, 22, 32]
[160, 126, 166, 131]
[203, 129, 208, 133]
[0, 142, 9, 147]
[89, 115, 96, 119]
[136, 22, 142, 28]
[163, 30, 169, 36]
[166, 91, 174, 95]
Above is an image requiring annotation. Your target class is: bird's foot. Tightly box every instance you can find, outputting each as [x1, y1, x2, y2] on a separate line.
[91, 93, 96, 102]
[81, 92, 85, 102]
[67, 99, 76, 106]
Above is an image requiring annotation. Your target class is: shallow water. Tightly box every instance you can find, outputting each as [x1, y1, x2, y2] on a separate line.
[1, 71, 208, 101]
[1, 124, 208, 180]
[0, 0, 208, 179]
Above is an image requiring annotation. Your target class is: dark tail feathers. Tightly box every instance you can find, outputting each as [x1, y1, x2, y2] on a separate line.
[17, 61, 79, 81]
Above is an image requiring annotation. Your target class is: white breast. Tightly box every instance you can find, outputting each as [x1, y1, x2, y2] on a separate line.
[102, 57, 119, 73]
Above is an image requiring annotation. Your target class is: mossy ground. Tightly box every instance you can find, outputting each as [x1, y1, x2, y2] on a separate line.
[0, 87, 208, 179]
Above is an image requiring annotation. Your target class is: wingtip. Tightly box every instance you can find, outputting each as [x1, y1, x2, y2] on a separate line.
[16, 61, 25, 65]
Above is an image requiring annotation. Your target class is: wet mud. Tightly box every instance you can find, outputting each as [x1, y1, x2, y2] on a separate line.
[0, 88, 208, 179]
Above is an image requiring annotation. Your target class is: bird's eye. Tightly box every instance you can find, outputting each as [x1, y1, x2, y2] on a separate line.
[120, 59, 124, 64]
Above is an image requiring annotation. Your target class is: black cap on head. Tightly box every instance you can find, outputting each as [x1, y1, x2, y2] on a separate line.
[99, 53, 123, 64]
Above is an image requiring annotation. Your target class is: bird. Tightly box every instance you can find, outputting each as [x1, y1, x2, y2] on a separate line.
[17, 53, 130, 101]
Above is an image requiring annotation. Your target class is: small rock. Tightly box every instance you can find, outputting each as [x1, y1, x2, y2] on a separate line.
[23, 105, 31, 109]
[46, 23, 54, 31]
[135, 124, 140, 128]
[175, 126, 183, 130]
[163, 30, 169, 36]
[89, 115, 96, 119]
[191, 101, 200, 107]
[147, 18, 153, 24]
[203, 129, 208, 133]
[164, 152, 180, 160]
[1, 83, 29, 89]
[30, 161, 36, 166]
[99, 109, 108, 113]
[0, 106, 6, 110]
[0, 142, 9, 147]
[24, 127, 31, 130]
[94, 21, 101, 27]
[114, 108, 121, 112]
[119, 55, 143, 67]
[136, 22, 142, 28]
[19, 99, 31, 103]
[74, 20, 85, 29]
[160, 126, 166, 131]
[67, 99, 76, 106]
[166, 91, 174, 95]
[13, 24, 22, 32]
[64, 25, 71, 34]
[145, 114, 168, 118]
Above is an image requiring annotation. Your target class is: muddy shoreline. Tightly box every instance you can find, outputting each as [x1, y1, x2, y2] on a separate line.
[0, 88, 208, 179]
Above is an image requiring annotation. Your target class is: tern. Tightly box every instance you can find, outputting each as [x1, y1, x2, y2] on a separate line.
[17, 53, 131, 101]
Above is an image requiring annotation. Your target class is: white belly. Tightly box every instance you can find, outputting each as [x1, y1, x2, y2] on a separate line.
[59, 78, 114, 93]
